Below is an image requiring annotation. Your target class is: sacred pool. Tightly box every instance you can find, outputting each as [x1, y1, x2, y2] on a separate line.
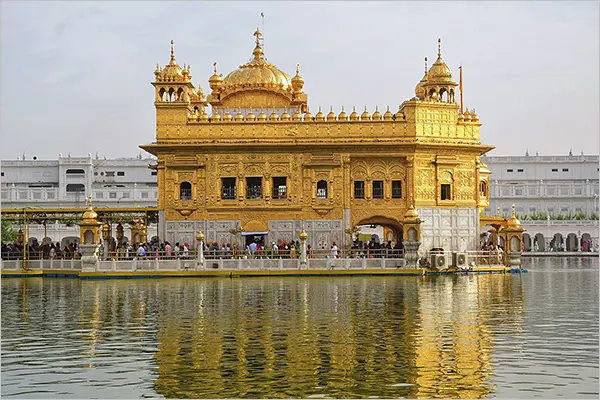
[1, 257, 597, 399]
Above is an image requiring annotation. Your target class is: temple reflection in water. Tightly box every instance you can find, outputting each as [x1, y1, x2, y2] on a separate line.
[4, 276, 523, 398]
[1, 276, 514, 398]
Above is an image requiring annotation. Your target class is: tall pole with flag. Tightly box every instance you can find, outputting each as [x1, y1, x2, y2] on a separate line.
[459, 64, 464, 114]
[261, 12, 265, 53]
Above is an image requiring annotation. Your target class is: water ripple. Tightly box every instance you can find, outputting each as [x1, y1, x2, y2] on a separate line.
[1, 257, 598, 398]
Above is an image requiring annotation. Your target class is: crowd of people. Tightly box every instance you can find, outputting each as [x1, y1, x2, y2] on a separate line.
[1, 240, 82, 260]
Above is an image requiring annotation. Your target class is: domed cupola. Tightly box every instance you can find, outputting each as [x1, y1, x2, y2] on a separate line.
[155, 41, 189, 83]
[419, 39, 458, 103]
[208, 29, 308, 111]
[414, 57, 428, 100]
[208, 62, 223, 92]
[291, 63, 305, 93]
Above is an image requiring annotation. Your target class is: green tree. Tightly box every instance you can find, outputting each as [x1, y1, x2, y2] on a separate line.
[1, 220, 17, 243]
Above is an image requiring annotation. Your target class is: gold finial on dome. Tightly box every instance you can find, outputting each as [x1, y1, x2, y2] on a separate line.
[338, 106, 348, 121]
[372, 106, 382, 120]
[315, 106, 325, 121]
[361, 106, 371, 121]
[383, 105, 393, 121]
[437, 37, 441, 58]
[327, 106, 336, 121]
[304, 108, 314, 122]
[82, 195, 98, 222]
[252, 28, 264, 60]
[350, 106, 359, 121]
[292, 62, 305, 93]
[507, 204, 521, 227]
[213, 61, 217, 74]
[170, 39, 175, 61]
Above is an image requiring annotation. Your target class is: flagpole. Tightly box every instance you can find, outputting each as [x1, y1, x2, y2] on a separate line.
[261, 12, 265, 53]
[459, 65, 464, 114]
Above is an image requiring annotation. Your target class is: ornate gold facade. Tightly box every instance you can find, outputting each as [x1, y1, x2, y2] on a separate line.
[141, 31, 493, 250]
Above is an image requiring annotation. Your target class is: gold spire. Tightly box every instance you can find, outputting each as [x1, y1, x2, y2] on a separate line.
[252, 28, 264, 60]
[170, 40, 175, 62]
[296, 63, 300, 74]
[437, 38, 441, 58]
[213, 61, 217, 74]
[424, 56, 428, 75]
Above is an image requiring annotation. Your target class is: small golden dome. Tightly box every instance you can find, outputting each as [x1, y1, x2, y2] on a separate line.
[383, 106, 393, 121]
[395, 107, 405, 121]
[82, 197, 98, 222]
[304, 109, 314, 122]
[299, 229, 308, 241]
[404, 205, 419, 219]
[199, 112, 209, 122]
[188, 111, 199, 122]
[223, 112, 233, 122]
[471, 109, 479, 122]
[246, 112, 256, 121]
[292, 110, 302, 122]
[327, 106, 336, 121]
[463, 109, 472, 122]
[234, 112, 244, 122]
[361, 106, 371, 121]
[457, 112, 464, 122]
[291, 63, 305, 93]
[349, 107, 359, 121]
[315, 106, 325, 122]
[338, 107, 348, 121]
[257, 111, 267, 121]
[209, 62, 223, 91]
[507, 205, 521, 228]
[211, 111, 222, 121]
[269, 112, 279, 121]
[415, 57, 429, 99]
[196, 231, 205, 242]
[372, 106, 382, 121]
[281, 111, 291, 121]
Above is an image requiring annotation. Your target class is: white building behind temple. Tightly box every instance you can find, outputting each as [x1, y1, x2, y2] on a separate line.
[1, 154, 159, 244]
[482, 152, 599, 218]
[482, 152, 599, 252]
[1, 154, 158, 208]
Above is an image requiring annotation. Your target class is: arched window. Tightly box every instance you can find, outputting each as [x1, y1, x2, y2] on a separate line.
[317, 180, 328, 199]
[180, 182, 192, 200]
[480, 180, 487, 197]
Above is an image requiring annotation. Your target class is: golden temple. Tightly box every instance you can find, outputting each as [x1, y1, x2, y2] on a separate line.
[141, 30, 493, 251]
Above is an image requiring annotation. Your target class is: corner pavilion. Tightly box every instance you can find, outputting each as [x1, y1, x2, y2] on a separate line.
[141, 30, 493, 251]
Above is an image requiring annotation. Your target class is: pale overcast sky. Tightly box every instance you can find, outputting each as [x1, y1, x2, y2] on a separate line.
[1, 1, 598, 159]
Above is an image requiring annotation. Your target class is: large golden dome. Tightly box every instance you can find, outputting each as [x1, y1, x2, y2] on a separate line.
[221, 29, 292, 92]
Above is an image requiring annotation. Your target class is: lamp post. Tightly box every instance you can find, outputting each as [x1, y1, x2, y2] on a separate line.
[196, 231, 205, 268]
[299, 227, 308, 268]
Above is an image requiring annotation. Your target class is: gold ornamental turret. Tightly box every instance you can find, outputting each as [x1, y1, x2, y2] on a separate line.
[80, 195, 101, 245]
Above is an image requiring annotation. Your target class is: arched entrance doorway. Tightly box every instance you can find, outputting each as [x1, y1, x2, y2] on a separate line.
[551, 233, 564, 251]
[566, 233, 578, 252]
[523, 233, 532, 252]
[354, 216, 403, 257]
[533, 233, 545, 252]
[581, 233, 593, 252]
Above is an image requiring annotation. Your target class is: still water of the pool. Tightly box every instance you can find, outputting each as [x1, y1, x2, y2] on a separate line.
[1, 257, 598, 399]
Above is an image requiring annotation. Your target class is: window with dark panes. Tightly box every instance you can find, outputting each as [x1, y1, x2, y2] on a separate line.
[392, 180, 402, 199]
[221, 177, 236, 199]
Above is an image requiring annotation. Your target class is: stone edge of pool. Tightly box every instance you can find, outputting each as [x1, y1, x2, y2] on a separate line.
[1, 266, 525, 279]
